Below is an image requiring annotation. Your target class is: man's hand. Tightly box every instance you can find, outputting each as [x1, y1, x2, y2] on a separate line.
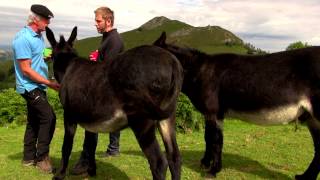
[47, 81, 60, 91]
[89, 50, 99, 61]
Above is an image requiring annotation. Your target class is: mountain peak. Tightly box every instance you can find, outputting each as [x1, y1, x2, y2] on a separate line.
[139, 16, 171, 30]
[76, 16, 251, 56]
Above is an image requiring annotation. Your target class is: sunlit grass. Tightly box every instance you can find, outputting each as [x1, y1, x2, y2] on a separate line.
[0, 119, 316, 179]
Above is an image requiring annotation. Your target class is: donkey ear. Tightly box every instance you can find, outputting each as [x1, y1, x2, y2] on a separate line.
[153, 31, 167, 46]
[60, 36, 66, 43]
[67, 26, 77, 45]
[45, 27, 57, 47]
[57, 36, 66, 48]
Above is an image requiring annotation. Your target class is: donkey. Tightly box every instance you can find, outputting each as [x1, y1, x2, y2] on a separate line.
[46, 27, 183, 180]
[154, 32, 320, 180]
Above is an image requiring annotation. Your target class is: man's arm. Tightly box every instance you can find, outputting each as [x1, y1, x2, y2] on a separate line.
[18, 59, 60, 91]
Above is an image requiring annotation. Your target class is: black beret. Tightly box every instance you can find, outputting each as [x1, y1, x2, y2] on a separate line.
[31, 4, 54, 19]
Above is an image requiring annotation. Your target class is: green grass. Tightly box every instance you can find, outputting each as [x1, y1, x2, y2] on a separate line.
[0, 119, 317, 179]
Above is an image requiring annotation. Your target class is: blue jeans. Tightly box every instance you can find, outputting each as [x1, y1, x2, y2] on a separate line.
[107, 131, 120, 154]
[81, 131, 120, 159]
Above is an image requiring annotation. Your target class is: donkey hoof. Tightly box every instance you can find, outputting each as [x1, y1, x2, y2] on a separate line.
[208, 168, 219, 177]
[52, 174, 65, 180]
[209, 164, 221, 177]
[295, 174, 305, 180]
[200, 158, 211, 169]
[87, 168, 96, 177]
[205, 173, 216, 179]
[200, 163, 210, 170]
[295, 174, 316, 180]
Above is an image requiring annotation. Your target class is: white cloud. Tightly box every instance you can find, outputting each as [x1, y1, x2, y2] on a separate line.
[1, 0, 320, 52]
[195, 0, 320, 51]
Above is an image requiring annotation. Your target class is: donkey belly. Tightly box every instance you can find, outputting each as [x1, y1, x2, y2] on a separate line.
[226, 97, 312, 125]
[79, 109, 128, 133]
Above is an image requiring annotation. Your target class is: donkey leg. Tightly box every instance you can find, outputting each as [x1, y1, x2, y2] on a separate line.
[84, 131, 97, 176]
[158, 116, 181, 180]
[201, 118, 213, 168]
[131, 119, 167, 180]
[295, 118, 320, 180]
[296, 93, 320, 180]
[201, 114, 223, 176]
[53, 115, 77, 180]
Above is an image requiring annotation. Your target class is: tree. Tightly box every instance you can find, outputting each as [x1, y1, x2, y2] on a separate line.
[0, 60, 15, 90]
[244, 42, 267, 55]
[286, 41, 310, 51]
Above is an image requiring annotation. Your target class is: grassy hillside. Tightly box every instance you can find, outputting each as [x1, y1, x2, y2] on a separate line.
[74, 36, 101, 58]
[74, 16, 249, 57]
[121, 16, 193, 50]
[0, 49, 13, 61]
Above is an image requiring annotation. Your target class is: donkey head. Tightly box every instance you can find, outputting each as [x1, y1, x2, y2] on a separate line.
[45, 26, 78, 83]
[154, 32, 196, 70]
[154, 31, 194, 57]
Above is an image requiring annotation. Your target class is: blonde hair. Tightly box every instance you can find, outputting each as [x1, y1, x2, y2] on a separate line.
[94, 7, 114, 26]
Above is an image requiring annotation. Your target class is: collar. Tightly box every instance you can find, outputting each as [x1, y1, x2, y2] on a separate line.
[25, 26, 41, 37]
[102, 29, 117, 39]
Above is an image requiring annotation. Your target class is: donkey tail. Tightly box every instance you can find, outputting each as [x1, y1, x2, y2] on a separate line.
[161, 55, 184, 112]
[133, 56, 183, 120]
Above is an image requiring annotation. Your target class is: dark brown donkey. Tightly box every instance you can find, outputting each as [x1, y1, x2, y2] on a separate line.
[154, 32, 320, 180]
[46, 27, 183, 180]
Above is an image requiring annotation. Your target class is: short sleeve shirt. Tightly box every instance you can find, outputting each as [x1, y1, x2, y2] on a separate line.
[12, 26, 48, 94]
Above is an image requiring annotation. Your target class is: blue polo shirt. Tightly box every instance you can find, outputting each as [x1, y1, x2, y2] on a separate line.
[12, 26, 48, 94]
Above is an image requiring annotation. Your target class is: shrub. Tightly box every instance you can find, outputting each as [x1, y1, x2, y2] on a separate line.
[47, 89, 63, 114]
[0, 88, 26, 126]
[175, 93, 204, 133]
[286, 41, 310, 51]
[0, 88, 62, 126]
[0, 60, 15, 90]
[0, 89, 204, 133]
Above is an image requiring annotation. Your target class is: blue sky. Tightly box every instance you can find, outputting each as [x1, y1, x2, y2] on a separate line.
[0, 0, 319, 52]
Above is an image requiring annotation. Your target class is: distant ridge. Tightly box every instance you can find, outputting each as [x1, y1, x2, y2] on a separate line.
[139, 16, 172, 30]
[0, 48, 13, 61]
[75, 16, 257, 57]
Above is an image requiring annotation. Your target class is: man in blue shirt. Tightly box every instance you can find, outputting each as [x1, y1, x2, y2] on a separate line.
[12, 4, 59, 173]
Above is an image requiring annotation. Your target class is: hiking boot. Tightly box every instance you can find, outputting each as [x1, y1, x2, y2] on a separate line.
[36, 156, 53, 173]
[22, 159, 35, 167]
[70, 159, 89, 175]
[102, 151, 120, 158]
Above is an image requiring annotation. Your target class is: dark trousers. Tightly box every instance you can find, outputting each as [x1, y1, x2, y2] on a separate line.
[81, 131, 120, 159]
[21, 88, 56, 161]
